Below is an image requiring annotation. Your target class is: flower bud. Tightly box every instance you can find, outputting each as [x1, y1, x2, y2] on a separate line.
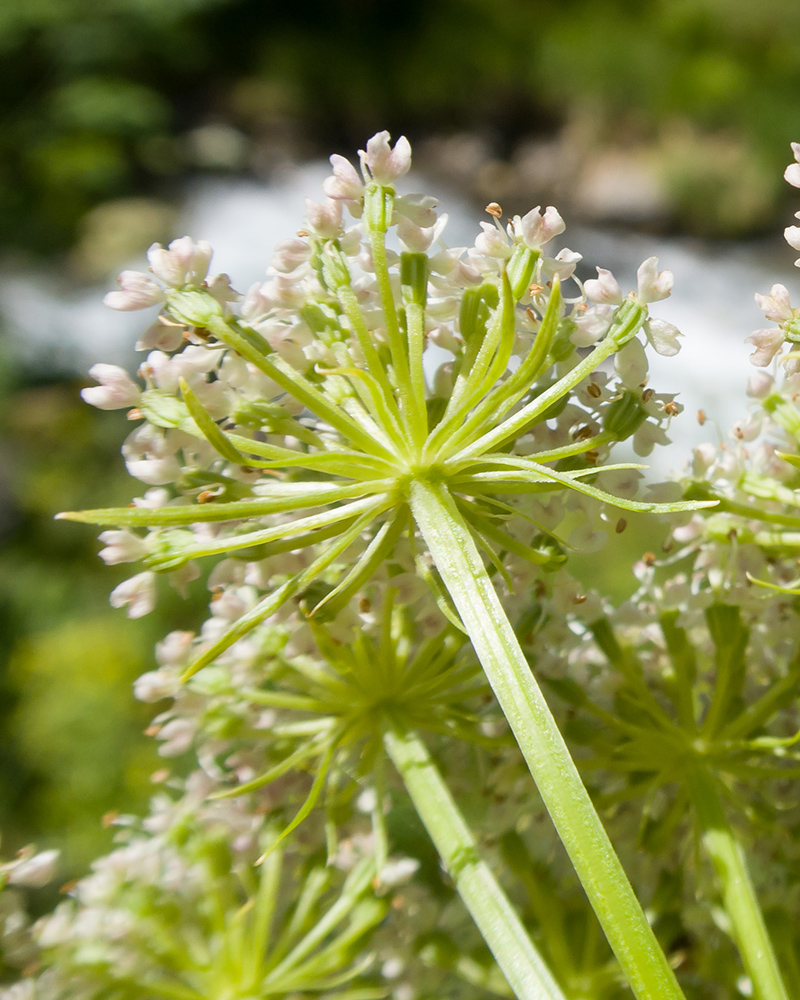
[604, 391, 648, 440]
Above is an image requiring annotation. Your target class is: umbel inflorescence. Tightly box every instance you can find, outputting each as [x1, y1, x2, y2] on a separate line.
[56, 131, 718, 1000]
[67, 130, 701, 674]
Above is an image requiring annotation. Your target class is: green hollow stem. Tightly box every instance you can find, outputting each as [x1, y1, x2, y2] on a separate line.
[408, 478, 685, 1000]
[383, 725, 566, 1000]
[686, 766, 788, 1000]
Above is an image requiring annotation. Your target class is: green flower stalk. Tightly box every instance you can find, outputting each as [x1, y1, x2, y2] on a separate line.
[62, 132, 712, 997]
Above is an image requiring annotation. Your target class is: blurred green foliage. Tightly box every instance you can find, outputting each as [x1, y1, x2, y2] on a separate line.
[4, 0, 800, 255]
[0, 371, 204, 876]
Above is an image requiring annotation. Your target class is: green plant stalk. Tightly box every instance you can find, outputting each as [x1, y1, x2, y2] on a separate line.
[686, 766, 788, 1000]
[383, 725, 566, 1000]
[408, 477, 685, 1000]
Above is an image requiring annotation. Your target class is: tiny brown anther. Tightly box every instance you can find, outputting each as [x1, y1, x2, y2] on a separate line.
[127, 408, 143, 420]
[485, 202, 503, 218]
[296, 229, 309, 237]
[642, 388, 655, 403]
[664, 401, 680, 417]
[584, 449, 599, 464]
[615, 518, 627, 533]
[529, 283, 544, 296]
[59, 880, 79, 895]
[697, 409, 707, 425]
[587, 383, 602, 398]
[573, 594, 587, 605]
[102, 810, 120, 828]
[642, 551, 657, 567]
[144, 724, 161, 737]
[358, 598, 371, 613]
[150, 769, 171, 784]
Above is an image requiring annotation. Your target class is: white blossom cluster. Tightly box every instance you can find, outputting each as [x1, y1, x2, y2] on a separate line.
[75, 131, 686, 636]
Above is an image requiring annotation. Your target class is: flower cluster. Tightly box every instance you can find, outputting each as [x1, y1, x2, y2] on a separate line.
[68, 131, 697, 679]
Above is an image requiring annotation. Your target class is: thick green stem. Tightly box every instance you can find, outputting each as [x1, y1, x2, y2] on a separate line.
[408, 478, 684, 1000]
[383, 725, 566, 1000]
[686, 766, 788, 1000]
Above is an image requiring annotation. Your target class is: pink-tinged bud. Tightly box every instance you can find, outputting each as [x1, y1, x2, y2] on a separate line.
[745, 327, 784, 366]
[110, 571, 156, 618]
[81, 364, 140, 410]
[98, 529, 149, 565]
[397, 215, 435, 252]
[516, 205, 565, 250]
[323, 154, 364, 201]
[104, 270, 165, 311]
[362, 131, 412, 185]
[755, 283, 793, 323]
[270, 238, 311, 274]
[583, 267, 623, 305]
[636, 256, 673, 302]
[305, 198, 343, 238]
[785, 142, 800, 187]
[394, 193, 438, 227]
[147, 237, 213, 287]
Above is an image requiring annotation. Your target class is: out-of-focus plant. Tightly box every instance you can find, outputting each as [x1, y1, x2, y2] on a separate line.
[5, 0, 800, 257]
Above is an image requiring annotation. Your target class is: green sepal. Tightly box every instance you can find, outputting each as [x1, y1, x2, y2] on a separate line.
[507, 244, 540, 301]
[140, 389, 192, 430]
[400, 252, 428, 307]
[167, 288, 224, 328]
[604, 391, 648, 440]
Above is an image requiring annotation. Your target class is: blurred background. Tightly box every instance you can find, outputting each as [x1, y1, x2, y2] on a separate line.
[3, 0, 800, 892]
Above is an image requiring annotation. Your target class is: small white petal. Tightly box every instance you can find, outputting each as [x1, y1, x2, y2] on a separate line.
[110, 571, 156, 618]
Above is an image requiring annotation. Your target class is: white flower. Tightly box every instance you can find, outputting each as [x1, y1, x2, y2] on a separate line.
[104, 271, 165, 311]
[81, 364, 140, 410]
[784, 141, 800, 188]
[644, 317, 681, 357]
[5, 849, 59, 888]
[474, 221, 512, 259]
[583, 267, 623, 305]
[755, 283, 793, 322]
[542, 248, 582, 281]
[361, 131, 411, 185]
[745, 328, 784, 367]
[134, 669, 180, 703]
[147, 236, 213, 288]
[323, 153, 364, 202]
[635, 256, 673, 303]
[110, 571, 156, 618]
[513, 205, 565, 250]
[305, 198, 343, 239]
[156, 718, 195, 757]
[98, 530, 148, 565]
[614, 337, 648, 388]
